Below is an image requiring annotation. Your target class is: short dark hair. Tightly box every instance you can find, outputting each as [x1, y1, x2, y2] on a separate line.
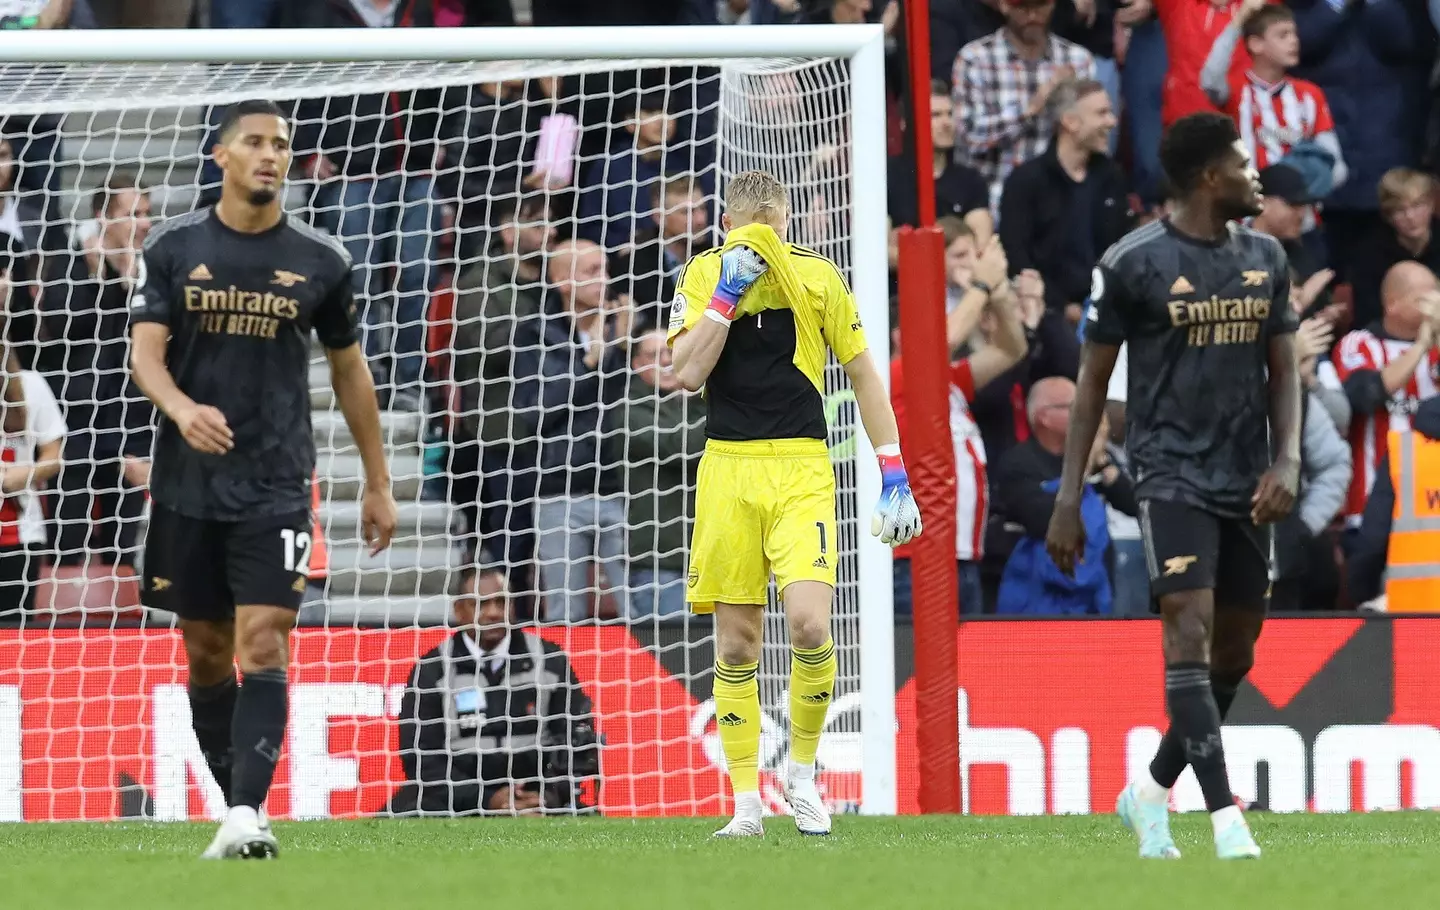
[1159, 113, 1241, 196]
[490, 192, 549, 230]
[1242, 4, 1294, 41]
[930, 78, 949, 98]
[456, 563, 508, 596]
[90, 173, 147, 218]
[217, 99, 288, 144]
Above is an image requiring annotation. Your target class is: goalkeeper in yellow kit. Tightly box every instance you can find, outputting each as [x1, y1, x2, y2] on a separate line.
[667, 170, 921, 837]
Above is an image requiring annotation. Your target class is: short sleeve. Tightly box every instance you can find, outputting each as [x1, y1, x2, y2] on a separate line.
[666, 254, 717, 345]
[313, 255, 359, 350]
[1106, 344, 1129, 403]
[821, 267, 867, 365]
[129, 233, 174, 327]
[1266, 244, 1299, 336]
[22, 373, 66, 446]
[1084, 262, 1133, 345]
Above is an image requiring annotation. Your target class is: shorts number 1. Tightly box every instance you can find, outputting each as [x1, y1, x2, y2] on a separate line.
[815, 520, 827, 555]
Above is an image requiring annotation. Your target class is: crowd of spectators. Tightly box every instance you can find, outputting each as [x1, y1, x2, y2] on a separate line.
[0, 0, 1434, 625]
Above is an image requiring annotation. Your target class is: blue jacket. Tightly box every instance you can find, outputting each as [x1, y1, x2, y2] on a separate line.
[1289, 0, 1436, 210]
[996, 480, 1114, 615]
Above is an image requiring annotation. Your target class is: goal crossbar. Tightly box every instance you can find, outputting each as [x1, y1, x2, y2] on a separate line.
[0, 24, 881, 63]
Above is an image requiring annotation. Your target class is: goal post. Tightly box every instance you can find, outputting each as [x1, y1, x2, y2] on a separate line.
[0, 25, 898, 820]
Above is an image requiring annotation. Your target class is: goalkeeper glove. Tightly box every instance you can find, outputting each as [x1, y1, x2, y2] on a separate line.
[871, 446, 922, 546]
[706, 245, 769, 322]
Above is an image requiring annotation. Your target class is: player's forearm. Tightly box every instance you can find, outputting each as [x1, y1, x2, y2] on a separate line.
[1268, 334, 1304, 464]
[1056, 343, 1117, 505]
[330, 351, 391, 487]
[672, 317, 730, 392]
[847, 353, 901, 450]
[130, 329, 196, 422]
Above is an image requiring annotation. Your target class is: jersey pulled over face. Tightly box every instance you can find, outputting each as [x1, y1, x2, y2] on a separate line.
[666, 244, 867, 441]
[1086, 219, 1297, 517]
[130, 208, 357, 521]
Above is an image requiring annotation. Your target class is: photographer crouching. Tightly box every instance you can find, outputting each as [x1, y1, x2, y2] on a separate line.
[389, 565, 601, 816]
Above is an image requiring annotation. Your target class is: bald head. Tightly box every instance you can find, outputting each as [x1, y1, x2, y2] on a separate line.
[1027, 377, 1075, 424]
[1381, 261, 1436, 306]
[547, 238, 608, 312]
[1381, 261, 1437, 340]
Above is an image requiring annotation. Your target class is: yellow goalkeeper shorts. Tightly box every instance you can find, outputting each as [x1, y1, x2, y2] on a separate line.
[687, 438, 838, 612]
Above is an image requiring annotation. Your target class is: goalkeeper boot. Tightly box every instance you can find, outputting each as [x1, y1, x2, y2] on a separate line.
[781, 766, 832, 836]
[713, 792, 764, 838]
[1213, 807, 1262, 861]
[201, 805, 279, 860]
[1116, 781, 1180, 859]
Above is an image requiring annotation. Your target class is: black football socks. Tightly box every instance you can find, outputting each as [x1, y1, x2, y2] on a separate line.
[1161, 662, 1234, 812]
[229, 667, 289, 811]
[1149, 668, 1244, 790]
[189, 675, 238, 804]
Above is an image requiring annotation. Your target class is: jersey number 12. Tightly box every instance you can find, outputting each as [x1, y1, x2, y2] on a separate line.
[281, 528, 313, 573]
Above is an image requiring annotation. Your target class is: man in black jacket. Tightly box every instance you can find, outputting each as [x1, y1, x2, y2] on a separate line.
[1000, 77, 1133, 378]
[391, 566, 601, 816]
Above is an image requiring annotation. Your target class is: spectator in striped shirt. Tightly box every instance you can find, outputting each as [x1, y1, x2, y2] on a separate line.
[1199, 0, 1347, 192]
[889, 253, 1031, 617]
[1329, 261, 1440, 537]
[952, 0, 1096, 213]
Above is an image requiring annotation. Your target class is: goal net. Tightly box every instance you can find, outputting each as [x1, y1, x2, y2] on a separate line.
[0, 26, 896, 822]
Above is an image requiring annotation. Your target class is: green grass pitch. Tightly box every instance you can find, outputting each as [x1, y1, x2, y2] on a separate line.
[6, 814, 1440, 909]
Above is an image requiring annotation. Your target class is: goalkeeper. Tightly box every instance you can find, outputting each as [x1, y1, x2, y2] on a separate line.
[668, 170, 920, 838]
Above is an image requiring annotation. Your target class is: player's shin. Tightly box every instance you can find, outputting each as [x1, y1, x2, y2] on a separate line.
[229, 667, 289, 811]
[787, 638, 836, 776]
[1165, 662, 1236, 813]
[712, 659, 762, 805]
[188, 675, 238, 804]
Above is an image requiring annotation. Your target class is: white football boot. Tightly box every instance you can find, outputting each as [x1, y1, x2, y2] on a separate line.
[713, 792, 764, 838]
[780, 764, 832, 836]
[201, 805, 279, 859]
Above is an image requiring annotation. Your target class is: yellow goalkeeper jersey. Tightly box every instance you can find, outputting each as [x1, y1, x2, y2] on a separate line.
[666, 243, 868, 442]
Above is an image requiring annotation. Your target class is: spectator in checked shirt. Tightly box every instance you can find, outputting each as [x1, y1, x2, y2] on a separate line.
[953, 0, 1096, 212]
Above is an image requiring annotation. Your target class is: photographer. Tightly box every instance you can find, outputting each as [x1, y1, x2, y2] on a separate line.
[390, 565, 601, 816]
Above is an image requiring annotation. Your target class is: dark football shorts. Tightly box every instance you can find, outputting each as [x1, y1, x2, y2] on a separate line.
[1138, 499, 1272, 611]
[141, 503, 313, 620]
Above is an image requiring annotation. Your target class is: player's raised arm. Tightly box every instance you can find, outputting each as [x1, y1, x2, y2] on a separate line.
[670, 244, 768, 391]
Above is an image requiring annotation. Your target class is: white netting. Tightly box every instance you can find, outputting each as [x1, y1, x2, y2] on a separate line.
[0, 52, 875, 820]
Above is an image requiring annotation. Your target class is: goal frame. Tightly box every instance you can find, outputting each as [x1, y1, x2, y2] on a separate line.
[0, 24, 898, 816]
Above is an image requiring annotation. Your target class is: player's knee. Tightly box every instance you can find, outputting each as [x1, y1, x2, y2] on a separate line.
[786, 610, 830, 651]
[1159, 601, 1211, 664]
[234, 612, 293, 672]
[181, 620, 235, 684]
[1209, 645, 1254, 684]
[715, 612, 763, 667]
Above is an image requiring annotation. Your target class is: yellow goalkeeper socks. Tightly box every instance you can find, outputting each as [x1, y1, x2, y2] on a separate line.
[789, 639, 837, 767]
[713, 660, 762, 795]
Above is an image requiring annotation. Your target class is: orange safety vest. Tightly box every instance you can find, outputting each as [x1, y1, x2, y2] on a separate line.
[308, 471, 329, 581]
[1385, 430, 1440, 612]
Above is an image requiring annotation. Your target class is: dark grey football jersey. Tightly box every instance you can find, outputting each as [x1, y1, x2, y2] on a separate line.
[130, 208, 357, 522]
[1086, 219, 1298, 518]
